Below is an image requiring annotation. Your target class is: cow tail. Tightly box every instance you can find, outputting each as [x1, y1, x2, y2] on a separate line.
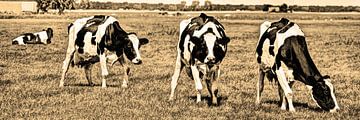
[68, 23, 73, 34]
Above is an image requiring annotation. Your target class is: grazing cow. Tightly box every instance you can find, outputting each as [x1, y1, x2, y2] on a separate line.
[255, 18, 340, 112]
[60, 15, 149, 88]
[12, 28, 53, 45]
[169, 13, 230, 105]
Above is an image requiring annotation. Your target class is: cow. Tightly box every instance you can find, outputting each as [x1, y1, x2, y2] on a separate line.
[169, 13, 230, 105]
[255, 18, 340, 112]
[60, 15, 149, 88]
[12, 28, 53, 45]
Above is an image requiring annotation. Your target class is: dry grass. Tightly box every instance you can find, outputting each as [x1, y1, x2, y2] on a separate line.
[0, 12, 359, 119]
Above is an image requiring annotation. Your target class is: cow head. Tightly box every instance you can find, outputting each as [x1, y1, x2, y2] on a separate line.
[191, 25, 230, 65]
[310, 75, 340, 112]
[123, 33, 149, 64]
[45, 28, 53, 44]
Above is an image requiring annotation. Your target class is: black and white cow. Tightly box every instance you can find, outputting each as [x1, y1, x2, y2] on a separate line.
[169, 13, 230, 105]
[12, 28, 53, 45]
[60, 15, 149, 88]
[255, 18, 339, 112]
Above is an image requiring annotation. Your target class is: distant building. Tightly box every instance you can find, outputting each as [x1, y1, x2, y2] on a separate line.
[182, 0, 211, 7]
[0, 1, 37, 13]
[268, 6, 280, 12]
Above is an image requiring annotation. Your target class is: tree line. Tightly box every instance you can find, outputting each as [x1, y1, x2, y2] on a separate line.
[34, 1, 360, 14]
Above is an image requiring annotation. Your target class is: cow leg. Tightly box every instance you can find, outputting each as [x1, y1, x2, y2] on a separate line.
[206, 65, 220, 105]
[118, 55, 130, 88]
[60, 23, 76, 87]
[287, 81, 295, 111]
[278, 83, 287, 110]
[99, 54, 109, 88]
[256, 68, 266, 105]
[169, 54, 184, 101]
[84, 64, 94, 86]
[190, 65, 203, 103]
[275, 67, 295, 112]
[60, 47, 75, 87]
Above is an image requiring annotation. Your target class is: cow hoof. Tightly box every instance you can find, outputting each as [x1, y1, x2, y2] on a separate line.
[59, 83, 64, 87]
[102, 85, 107, 88]
[121, 84, 128, 88]
[280, 106, 287, 111]
[89, 83, 94, 87]
[289, 109, 296, 112]
[212, 101, 218, 106]
[169, 97, 174, 101]
[255, 100, 261, 105]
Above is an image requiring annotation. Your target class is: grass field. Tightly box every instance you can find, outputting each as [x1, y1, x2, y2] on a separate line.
[0, 12, 359, 119]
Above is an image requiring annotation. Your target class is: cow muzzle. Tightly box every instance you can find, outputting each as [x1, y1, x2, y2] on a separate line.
[205, 56, 216, 64]
[132, 58, 142, 65]
[12, 41, 18, 45]
[329, 107, 340, 113]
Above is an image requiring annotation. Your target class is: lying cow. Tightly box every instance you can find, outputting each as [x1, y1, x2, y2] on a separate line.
[255, 18, 340, 112]
[169, 13, 230, 105]
[60, 15, 149, 88]
[12, 28, 53, 45]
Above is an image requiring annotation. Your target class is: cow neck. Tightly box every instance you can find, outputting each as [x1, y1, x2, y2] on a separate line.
[288, 37, 323, 86]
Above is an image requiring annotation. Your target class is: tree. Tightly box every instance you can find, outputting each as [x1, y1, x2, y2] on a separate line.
[36, 0, 76, 14]
[280, 3, 288, 12]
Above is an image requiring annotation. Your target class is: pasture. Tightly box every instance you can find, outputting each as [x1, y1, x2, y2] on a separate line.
[0, 11, 359, 119]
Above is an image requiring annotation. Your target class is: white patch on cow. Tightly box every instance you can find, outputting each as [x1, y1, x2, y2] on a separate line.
[193, 22, 222, 38]
[276, 24, 305, 47]
[256, 21, 271, 58]
[34, 31, 49, 44]
[204, 33, 217, 63]
[70, 16, 95, 47]
[180, 19, 191, 34]
[260, 21, 271, 37]
[82, 32, 97, 56]
[184, 35, 193, 64]
[95, 16, 118, 43]
[324, 79, 340, 112]
[259, 39, 275, 69]
[106, 52, 118, 65]
[12, 36, 25, 45]
[128, 34, 142, 63]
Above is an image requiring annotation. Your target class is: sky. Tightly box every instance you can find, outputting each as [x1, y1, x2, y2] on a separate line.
[91, 0, 360, 6]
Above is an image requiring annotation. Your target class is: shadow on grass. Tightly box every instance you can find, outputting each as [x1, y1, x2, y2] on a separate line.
[264, 100, 323, 112]
[0, 80, 12, 86]
[189, 96, 228, 107]
[66, 83, 120, 87]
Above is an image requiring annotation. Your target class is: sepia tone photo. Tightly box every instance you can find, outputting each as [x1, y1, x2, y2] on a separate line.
[0, 0, 359, 119]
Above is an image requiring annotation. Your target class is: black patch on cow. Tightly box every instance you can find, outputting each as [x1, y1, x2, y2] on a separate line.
[76, 19, 103, 54]
[86, 15, 108, 25]
[279, 22, 295, 33]
[190, 36, 208, 64]
[276, 36, 322, 84]
[22, 33, 43, 44]
[256, 18, 292, 63]
[22, 33, 36, 41]
[270, 18, 289, 29]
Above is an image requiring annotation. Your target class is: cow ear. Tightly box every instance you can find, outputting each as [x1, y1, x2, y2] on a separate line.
[224, 37, 230, 44]
[139, 38, 149, 45]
